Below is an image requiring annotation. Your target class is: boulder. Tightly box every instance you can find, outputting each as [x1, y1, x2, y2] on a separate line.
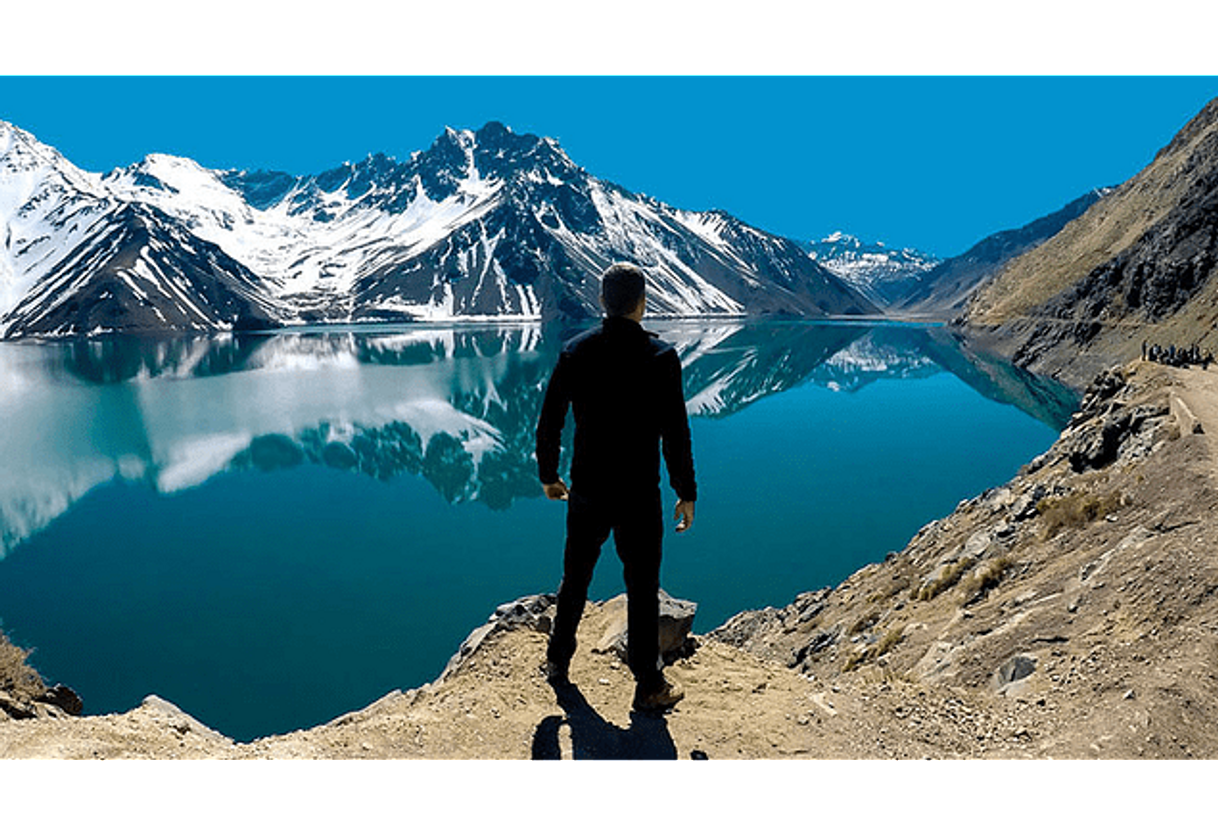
[36, 683, 83, 716]
[441, 593, 557, 680]
[993, 653, 1039, 697]
[593, 589, 697, 664]
[442, 590, 695, 680]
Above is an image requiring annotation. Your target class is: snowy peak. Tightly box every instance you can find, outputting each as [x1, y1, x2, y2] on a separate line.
[806, 232, 940, 307]
[105, 153, 256, 232]
[1, 122, 117, 316]
[1, 119, 879, 337]
[0, 120, 105, 203]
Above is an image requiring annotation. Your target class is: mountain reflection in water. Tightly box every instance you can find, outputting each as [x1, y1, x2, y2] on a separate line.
[0, 321, 1077, 561]
[0, 321, 1076, 740]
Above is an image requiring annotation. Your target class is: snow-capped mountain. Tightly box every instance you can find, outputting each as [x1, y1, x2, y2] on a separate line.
[806, 231, 940, 308]
[0, 122, 282, 338]
[0, 120, 878, 338]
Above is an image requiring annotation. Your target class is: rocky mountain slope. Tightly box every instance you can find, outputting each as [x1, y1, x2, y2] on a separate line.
[961, 97, 1218, 388]
[0, 121, 876, 338]
[803, 189, 1109, 318]
[710, 360, 1218, 758]
[899, 189, 1110, 316]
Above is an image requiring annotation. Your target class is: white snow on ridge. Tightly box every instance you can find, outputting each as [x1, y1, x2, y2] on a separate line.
[673, 209, 729, 250]
[77, 142, 509, 308]
[1, 122, 115, 317]
[564, 182, 747, 317]
[2, 118, 833, 329]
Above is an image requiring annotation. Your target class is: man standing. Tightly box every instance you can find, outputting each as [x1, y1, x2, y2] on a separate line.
[535, 262, 697, 712]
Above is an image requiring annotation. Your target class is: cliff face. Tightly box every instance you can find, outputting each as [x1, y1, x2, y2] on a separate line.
[961, 98, 1218, 389]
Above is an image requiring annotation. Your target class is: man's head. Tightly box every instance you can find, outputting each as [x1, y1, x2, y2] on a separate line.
[599, 262, 647, 320]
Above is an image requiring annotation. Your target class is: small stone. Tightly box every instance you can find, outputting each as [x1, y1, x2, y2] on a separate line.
[598, 678, 610, 686]
[1124, 689, 1135, 700]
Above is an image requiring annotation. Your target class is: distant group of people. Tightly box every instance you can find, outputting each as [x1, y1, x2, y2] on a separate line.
[1142, 340, 1214, 369]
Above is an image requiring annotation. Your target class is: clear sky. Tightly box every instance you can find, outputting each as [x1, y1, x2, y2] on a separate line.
[1, 76, 1215, 258]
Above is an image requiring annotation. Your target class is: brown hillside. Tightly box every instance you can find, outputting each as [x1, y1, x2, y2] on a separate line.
[970, 97, 1218, 327]
[962, 98, 1218, 388]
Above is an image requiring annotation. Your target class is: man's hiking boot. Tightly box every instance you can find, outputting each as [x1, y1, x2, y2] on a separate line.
[632, 674, 684, 712]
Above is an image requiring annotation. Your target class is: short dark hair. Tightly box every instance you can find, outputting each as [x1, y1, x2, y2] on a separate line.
[600, 262, 647, 317]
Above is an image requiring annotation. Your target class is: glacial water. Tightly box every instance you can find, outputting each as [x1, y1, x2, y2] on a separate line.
[0, 320, 1074, 741]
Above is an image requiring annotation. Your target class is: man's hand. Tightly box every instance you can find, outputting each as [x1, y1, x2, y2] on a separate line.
[674, 499, 695, 533]
[543, 479, 569, 501]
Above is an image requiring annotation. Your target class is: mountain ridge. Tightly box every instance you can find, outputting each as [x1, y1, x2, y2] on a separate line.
[806, 231, 941, 307]
[959, 96, 1218, 388]
[899, 188, 1113, 316]
[0, 120, 877, 338]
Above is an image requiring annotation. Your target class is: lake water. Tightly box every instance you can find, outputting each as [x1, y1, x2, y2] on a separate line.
[0, 320, 1075, 741]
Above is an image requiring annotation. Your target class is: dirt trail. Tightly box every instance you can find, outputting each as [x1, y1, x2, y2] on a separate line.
[1170, 364, 1218, 477]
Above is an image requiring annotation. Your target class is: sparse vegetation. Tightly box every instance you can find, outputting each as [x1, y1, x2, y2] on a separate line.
[875, 627, 904, 656]
[1037, 491, 1125, 540]
[1, 629, 45, 702]
[848, 609, 880, 635]
[914, 557, 976, 602]
[842, 626, 905, 672]
[866, 573, 912, 604]
[959, 555, 1017, 604]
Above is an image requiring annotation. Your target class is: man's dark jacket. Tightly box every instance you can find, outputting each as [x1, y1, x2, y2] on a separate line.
[536, 317, 697, 503]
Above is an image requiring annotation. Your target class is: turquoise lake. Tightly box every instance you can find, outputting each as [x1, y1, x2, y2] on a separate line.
[0, 320, 1075, 741]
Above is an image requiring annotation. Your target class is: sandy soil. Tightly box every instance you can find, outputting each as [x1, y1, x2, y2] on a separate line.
[0, 598, 1064, 760]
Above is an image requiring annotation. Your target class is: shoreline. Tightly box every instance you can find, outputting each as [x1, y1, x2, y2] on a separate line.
[0, 313, 953, 345]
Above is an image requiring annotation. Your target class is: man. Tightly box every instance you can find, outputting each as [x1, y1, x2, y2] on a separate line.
[535, 262, 697, 712]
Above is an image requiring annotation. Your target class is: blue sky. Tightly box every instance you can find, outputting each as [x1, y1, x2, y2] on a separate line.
[1, 76, 1215, 257]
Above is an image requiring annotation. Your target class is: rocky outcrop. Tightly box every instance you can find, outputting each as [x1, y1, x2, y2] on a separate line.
[0, 685, 81, 722]
[707, 360, 1218, 757]
[440, 589, 699, 681]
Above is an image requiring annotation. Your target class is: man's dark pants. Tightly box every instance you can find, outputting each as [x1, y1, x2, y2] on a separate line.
[547, 488, 663, 687]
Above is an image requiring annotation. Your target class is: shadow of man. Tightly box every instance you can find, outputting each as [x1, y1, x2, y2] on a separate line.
[531, 682, 677, 760]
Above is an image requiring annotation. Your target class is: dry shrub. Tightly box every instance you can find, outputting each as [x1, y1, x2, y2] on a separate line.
[1037, 491, 1124, 540]
[1, 630, 46, 702]
[842, 627, 905, 672]
[915, 557, 976, 602]
[959, 554, 1017, 604]
[848, 609, 880, 635]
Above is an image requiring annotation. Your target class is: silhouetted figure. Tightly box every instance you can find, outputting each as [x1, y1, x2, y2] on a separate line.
[536, 262, 696, 713]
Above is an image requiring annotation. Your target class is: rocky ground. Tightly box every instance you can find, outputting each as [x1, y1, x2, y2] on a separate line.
[3, 360, 1218, 759]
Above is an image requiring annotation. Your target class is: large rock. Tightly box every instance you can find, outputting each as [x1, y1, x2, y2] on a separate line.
[441, 593, 557, 680]
[441, 590, 696, 680]
[592, 589, 698, 665]
[1058, 368, 1172, 472]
